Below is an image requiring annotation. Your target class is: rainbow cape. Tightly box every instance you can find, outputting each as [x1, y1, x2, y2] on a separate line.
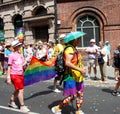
[24, 56, 57, 86]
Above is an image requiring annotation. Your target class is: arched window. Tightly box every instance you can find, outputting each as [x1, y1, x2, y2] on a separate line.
[77, 15, 100, 47]
[0, 18, 4, 42]
[34, 6, 47, 16]
[13, 14, 23, 35]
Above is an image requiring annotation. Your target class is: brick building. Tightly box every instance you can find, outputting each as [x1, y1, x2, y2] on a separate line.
[57, 0, 120, 52]
[0, 0, 120, 53]
[0, 0, 55, 44]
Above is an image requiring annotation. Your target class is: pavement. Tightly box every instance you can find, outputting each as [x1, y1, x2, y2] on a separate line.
[84, 65, 117, 87]
[0, 65, 120, 114]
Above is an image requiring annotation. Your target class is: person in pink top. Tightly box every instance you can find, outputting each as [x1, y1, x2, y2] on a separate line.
[6, 39, 30, 113]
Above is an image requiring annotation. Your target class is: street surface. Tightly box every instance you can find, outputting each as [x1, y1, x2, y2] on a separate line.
[0, 66, 120, 114]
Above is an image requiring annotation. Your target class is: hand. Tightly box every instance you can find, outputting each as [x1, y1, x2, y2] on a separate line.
[80, 68, 86, 75]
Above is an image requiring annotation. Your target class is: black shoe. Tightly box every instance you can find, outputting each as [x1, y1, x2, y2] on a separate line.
[111, 91, 120, 96]
[94, 76, 97, 80]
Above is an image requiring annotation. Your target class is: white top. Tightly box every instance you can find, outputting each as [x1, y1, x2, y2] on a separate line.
[100, 46, 108, 62]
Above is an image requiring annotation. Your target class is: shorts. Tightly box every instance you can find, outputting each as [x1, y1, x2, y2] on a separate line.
[10, 74, 24, 90]
[4, 61, 8, 69]
[87, 59, 97, 68]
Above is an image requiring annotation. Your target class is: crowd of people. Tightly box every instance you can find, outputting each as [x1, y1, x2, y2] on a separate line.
[0, 32, 120, 113]
[85, 39, 120, 96]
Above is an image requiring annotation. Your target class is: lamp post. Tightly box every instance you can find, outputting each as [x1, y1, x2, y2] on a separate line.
[54, 0, 58, 44]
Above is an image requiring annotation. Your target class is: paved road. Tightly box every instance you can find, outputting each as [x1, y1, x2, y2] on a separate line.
[0, 66, 120, 114]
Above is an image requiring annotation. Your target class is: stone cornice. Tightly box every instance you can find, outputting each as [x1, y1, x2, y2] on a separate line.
[0, 0, 23, 7]
[57, 0, 95, 3]
[23, 15, 55, 22]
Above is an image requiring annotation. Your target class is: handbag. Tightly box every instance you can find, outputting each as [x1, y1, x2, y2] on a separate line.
[98, 52, 104, 64]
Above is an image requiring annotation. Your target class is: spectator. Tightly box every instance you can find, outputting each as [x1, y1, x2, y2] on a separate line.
[47, 41, 54, 60]
[105, 41, 111, 66]
[113, 44, 120, 81]
[36, 42, 47, 62]
[85, 39, 98, 80]
[6, 39, 30, 112]
[0, 42, 5, 74]
[98, 41, 108, 82]
[112, 44, 120, 96]
[4, 45, 12, 75]
[25, 44, 33, 67]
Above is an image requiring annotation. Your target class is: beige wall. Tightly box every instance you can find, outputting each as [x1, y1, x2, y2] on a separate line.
[0, 0, 55, 44]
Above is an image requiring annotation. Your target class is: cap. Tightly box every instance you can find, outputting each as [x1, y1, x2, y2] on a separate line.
[59, 34, 66, 39]
[90, 39, 95, 43]
[105, 41, 109, 43]
[11, 40, 22, 47]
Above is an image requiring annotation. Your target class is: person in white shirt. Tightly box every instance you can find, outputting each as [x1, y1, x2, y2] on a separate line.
[47, 41, 54, 60]
[98, 41, 108, 82]
[36, 43, 47, 62]
[85, 39, 98, 80]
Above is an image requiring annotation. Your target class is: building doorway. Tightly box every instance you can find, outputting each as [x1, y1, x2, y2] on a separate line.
[33, 26, 49, 42]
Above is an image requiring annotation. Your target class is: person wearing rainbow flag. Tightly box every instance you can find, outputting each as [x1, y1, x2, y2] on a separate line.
[51, 31, 86, 114]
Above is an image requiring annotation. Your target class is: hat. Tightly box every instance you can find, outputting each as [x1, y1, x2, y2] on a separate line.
[105, 41, 109, 43]
[59, 34, 66, 39]
[38, 40, 43, 44]
[11, 40, 22, 47]
[90, 39, 95, 43]
[63, 31, 86, 43]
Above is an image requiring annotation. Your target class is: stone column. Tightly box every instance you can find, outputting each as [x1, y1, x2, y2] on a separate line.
[48, 18, 55, 42]
[24, 22, 34, 44]
[3, 15, 15, 45]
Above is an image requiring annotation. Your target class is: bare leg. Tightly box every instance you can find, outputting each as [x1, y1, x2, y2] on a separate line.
[17, 89, 24, 106]
[9, 90, 18, 103]
[53, 78, 57, 90]
[88, 66, 91, 77]
[114, 69, 119, 80]
[93, 67, 97, 76]
[53, 78, 61, 93]
[114, 80, 120, 92]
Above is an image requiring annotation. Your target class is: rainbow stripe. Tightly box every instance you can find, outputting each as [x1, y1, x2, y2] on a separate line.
[24, 56, 57, 86]
[16, 27, 24, 42]
[63, 74, 77, 96]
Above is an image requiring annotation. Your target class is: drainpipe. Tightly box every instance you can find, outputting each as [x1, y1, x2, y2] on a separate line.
[54, 0, 58, 44]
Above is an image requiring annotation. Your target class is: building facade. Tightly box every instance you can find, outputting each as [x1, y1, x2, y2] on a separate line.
[57, 0, 120, 51]
[0, 0, 55, 44]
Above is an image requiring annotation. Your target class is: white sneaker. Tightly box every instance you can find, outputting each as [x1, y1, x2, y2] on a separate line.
[51, 106, 62, 114]
[8, 102, 18, 109]
[20, 106, 30, 112]
[76, 110, 85, 114]
[53, 88, 61, 93]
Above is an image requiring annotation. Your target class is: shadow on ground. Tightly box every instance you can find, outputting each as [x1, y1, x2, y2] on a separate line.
[25, 90, 53, 100]
[48, 100, 76, 114]
[102, 88, 112, 93]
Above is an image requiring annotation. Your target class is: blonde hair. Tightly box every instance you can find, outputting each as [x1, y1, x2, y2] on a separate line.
[117, 44, 120, 49]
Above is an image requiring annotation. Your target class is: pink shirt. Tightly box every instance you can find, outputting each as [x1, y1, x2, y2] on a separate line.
[8, 52, 25, 75]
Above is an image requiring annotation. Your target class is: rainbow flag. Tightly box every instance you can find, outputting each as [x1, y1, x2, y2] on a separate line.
[24, 56, 57, 86]
[16, 27, 24, 42]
